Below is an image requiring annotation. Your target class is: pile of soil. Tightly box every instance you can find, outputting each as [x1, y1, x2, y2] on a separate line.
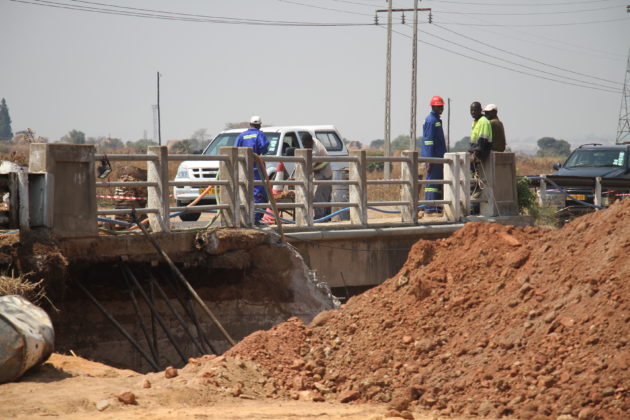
[226, 199, 630, 419]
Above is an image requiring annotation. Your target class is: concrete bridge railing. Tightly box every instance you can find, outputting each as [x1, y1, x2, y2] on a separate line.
[96, 147, 472, 232]
[21, 143, 518, 238]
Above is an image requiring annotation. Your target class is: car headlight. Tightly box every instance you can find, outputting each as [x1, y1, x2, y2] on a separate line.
[176, 166, 189, 179]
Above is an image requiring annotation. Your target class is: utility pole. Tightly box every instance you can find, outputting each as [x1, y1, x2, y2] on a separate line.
[447, 97, 451, 151]
[157, 71, 162, 146]
[616, 50, 630, 144]
[410, 0, 419, 151]
[376, 4, 432, 173]
[384, 0, 392, 179]
[152, 105, 159, 144]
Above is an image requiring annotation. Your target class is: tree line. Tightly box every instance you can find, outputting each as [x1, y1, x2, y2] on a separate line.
[0, 97, 575, 157]
[369, 135, 572, 158]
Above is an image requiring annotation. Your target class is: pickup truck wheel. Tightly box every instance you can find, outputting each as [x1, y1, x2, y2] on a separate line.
[177, 201, 201, 222]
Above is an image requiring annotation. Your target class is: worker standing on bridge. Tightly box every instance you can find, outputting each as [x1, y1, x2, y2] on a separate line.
[236, 115, 270, 225]
[469, 102, 494, 214]
[483, 104, 506, 152]
[469, 102, 493, 162]
[421, 96, 447, 216]
[300, 132, 332, 221]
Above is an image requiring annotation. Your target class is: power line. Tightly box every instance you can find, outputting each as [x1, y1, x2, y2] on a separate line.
[277, 0, 373, 17]
[436, 16, 629, 27]
[432, 23, 622, 86]
[435, 5, 622, 15]
[329, 0, 384, 7]
[412, 25, 620, 91]
[10, 0, 374, 26]
[382, 25, 620, 95]
[421, 0, 618, 6]
[427, 1, 625, 60]
[450, 22, 625, 61]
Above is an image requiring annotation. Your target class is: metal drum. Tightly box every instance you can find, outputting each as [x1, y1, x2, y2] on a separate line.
[0, 295, 54, 383]
[332, 169, 350, 221]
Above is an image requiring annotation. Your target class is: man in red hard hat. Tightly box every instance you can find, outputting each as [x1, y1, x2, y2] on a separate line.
[421, 96, 447, 217]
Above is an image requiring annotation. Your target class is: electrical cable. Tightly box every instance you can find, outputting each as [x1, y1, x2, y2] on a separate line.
[414, 25, 621, 91]
[432, 23, 623, 86]
[434, 5, 622, 16]
[10, 0, 374, 26]
[421, 0, 618, 6]
[277, 0, 373, 17]
[436, 16, 629, 27]
[383, 25, 620, 95]
[329, 0, 383, 7]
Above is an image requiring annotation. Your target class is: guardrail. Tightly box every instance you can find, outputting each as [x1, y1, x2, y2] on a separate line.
[95, 147, 473, 232]
[525, 175, 630, 208]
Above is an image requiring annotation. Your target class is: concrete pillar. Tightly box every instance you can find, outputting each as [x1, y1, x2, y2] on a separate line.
[594, 177, 602, 208]
[218, 146, 239, 227]
[349, 150, 367, 226]
[443, 152, 461, 222]
[400, 150, 418, 224]
[492, 152, 519, 216]
[147, 146, 170, 233]
[294, 149, 313, 227]
[238, 147, 254, 227]
[28, 143, 97, 239]
[538, 175, 547, 207]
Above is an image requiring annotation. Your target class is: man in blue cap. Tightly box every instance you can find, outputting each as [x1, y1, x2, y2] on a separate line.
[236, 115, 269, 225]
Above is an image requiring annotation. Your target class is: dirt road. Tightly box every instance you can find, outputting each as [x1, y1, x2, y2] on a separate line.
[0, 355, 451, 420]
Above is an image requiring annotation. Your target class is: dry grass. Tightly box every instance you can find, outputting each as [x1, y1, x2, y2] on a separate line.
[0, 274, 46, 305]
[367, 163, 403, 202]
[515, 156, 559, 176]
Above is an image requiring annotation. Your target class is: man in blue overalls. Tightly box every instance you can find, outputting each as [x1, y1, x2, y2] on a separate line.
[236, 115, 269, 225]
[421, 96, 447, 216]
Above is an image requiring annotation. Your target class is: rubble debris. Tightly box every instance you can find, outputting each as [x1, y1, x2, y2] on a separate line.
[225, 199, 630, 419]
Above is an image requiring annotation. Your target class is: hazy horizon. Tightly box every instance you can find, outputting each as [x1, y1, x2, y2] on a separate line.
[1, 0, 628, 151]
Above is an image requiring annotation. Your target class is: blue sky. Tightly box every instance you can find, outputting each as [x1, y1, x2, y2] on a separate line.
[1, 0, 628, 153]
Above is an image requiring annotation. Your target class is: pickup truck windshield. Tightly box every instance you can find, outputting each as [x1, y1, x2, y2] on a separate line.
[564, 149, 626, 168]
[203, 132, 281, 156]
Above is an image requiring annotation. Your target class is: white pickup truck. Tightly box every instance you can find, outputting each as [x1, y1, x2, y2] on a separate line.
[173, 125, 349, 221]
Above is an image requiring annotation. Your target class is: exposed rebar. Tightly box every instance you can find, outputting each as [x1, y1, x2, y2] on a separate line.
[74, 279, 160, 372]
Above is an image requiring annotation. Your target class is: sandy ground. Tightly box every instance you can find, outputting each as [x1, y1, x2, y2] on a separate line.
[0, 354, 455, 420]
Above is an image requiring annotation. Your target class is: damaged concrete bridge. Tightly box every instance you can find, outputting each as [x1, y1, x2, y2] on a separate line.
[0, 143, 527, 372]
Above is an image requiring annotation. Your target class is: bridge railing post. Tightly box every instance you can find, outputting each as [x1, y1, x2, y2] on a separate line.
[219, 146, 239, 227]
[444, 152, 461, 221]
[400, 150, 418, 224]
[294, 149, 313, 227]
[350, 150, 367, 226]
[238, 147, 254, 227]
[480, 153, 497, 217]
[147, 146, 170, 233]
[459, 152, 471, 216]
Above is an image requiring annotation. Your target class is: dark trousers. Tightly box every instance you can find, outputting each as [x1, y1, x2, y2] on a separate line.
[424, 164, 443, 214]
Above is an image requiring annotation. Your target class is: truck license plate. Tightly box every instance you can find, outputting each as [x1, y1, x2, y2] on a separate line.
[569, 194, 586, 201]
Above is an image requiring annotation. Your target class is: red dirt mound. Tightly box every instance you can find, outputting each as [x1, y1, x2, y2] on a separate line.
[226, 199, 630, 419]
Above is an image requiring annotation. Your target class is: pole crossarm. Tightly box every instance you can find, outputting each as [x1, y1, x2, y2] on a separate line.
[376, 8, 431, 13]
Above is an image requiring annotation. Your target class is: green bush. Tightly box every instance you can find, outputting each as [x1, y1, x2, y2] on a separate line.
[516, 177, 559, 228]
[516, 177, 536, 212]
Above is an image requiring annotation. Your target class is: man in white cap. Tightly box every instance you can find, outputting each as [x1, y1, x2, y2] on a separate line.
[236, 115, 270, 225]
[483, 104, 506, 152]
